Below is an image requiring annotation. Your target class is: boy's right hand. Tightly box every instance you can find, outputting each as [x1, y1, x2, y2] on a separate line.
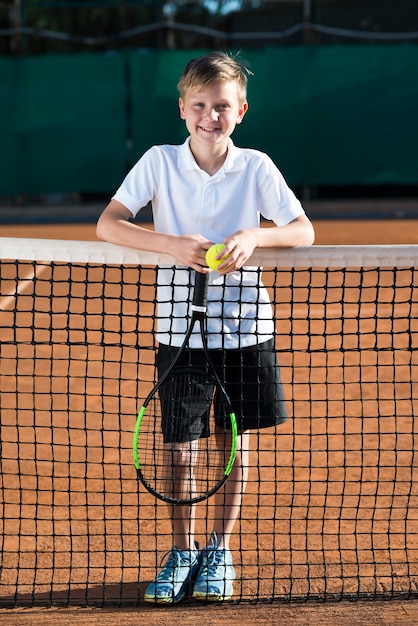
[172, 234, 213, 273]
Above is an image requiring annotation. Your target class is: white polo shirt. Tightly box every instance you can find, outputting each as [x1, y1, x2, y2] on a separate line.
[113, 137, 305, 349]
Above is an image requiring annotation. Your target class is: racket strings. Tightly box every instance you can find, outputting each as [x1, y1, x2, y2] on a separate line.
[137, 370, 231, 503]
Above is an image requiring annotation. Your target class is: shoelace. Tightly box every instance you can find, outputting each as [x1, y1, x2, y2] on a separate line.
[200, 547, 225, 577]
[157, 549, 195, 581]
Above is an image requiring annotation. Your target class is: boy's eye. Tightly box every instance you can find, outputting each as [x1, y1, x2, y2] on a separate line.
[191, 103, 230, 110]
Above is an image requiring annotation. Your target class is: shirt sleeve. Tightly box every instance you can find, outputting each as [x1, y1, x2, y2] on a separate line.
[256, 153, 305, 226]
[112, 147, 159, 217]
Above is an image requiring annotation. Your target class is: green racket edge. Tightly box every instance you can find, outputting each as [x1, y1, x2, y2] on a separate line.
[226, 411, 238, 475]
[133, 405, 145, 470]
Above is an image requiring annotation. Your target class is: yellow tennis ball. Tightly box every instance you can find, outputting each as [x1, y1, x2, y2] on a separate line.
[205, 243, 230, 271]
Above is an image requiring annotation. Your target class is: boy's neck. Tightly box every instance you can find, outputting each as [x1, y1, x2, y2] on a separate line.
[189, 141, 228, 176]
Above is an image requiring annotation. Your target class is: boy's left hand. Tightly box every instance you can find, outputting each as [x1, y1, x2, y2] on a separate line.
[205, 229, 258, 274]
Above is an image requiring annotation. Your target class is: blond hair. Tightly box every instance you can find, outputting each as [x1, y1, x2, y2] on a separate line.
[177, 51, 252, 103]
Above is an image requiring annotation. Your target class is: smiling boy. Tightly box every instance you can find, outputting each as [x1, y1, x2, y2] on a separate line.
[97, 51, 314, 604]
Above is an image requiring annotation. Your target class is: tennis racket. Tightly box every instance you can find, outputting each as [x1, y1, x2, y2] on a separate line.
[133, 271, 237, 505]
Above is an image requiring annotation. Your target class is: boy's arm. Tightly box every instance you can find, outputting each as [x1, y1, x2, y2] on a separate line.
[96, 200, 211, 272]
[251, 214, 314, 249]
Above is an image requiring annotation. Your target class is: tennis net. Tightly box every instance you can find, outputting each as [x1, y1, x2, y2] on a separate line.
[0, 237, 417, 607]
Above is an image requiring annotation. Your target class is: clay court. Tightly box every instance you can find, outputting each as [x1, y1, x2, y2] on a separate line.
[1, 216, 418, 625]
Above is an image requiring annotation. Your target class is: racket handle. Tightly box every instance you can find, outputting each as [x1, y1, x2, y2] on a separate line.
[192, 272, 209, 310]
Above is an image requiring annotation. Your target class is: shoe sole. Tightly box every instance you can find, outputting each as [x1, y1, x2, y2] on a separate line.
[192, 585, 233, 602]
[144, 592, 186, 604]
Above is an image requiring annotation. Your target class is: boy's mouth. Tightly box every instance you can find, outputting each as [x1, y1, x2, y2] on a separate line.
[199, 126, 219, 133]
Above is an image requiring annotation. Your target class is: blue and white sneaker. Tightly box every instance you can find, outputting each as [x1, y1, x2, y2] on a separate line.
[144, 545, 200, 604]
[192, 532, 235, 601]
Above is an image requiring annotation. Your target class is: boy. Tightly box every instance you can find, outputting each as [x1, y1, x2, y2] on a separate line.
[96, 51, 314, 604]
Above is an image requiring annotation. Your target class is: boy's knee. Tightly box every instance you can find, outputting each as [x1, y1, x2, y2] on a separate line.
[172, 448, 191, 466]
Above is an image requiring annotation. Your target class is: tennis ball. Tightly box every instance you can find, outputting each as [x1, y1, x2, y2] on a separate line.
[205, 243, 230, 271]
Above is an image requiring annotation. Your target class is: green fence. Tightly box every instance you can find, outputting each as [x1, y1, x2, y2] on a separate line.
[1, 45, 417, 195]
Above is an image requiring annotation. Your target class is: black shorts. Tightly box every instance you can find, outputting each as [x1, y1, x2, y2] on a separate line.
[156, 338, 287, 442]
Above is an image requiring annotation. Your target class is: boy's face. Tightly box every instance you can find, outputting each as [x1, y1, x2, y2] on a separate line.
[178, 80, 248, 152]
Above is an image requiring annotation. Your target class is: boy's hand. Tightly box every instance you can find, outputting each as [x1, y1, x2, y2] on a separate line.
[172, 234, 213, 272]
[208, 229, 259, 274]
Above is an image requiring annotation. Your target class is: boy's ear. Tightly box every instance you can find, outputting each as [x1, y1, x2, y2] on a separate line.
[179, 97, 186, 120]
[236, 101, 249, 124]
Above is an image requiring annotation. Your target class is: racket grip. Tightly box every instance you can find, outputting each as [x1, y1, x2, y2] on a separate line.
[192, 272, 209, 309]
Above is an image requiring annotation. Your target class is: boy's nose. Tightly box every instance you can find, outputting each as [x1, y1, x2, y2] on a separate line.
[207, 108, 219, 121]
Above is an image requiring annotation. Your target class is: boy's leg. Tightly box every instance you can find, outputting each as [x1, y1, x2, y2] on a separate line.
[171, 501, 196, 550]
[212, 431, 250, 548]
[165, 440, 198, 549]
[161, 441, 198, 504]
[144, 441, 199, 604]
[192, 431, 250, 601]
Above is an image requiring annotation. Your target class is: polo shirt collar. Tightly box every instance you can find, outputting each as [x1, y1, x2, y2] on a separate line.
[178, 137, 246, 173]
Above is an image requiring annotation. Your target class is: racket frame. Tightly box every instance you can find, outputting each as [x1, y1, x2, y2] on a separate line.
[133, 271, 238, 504]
